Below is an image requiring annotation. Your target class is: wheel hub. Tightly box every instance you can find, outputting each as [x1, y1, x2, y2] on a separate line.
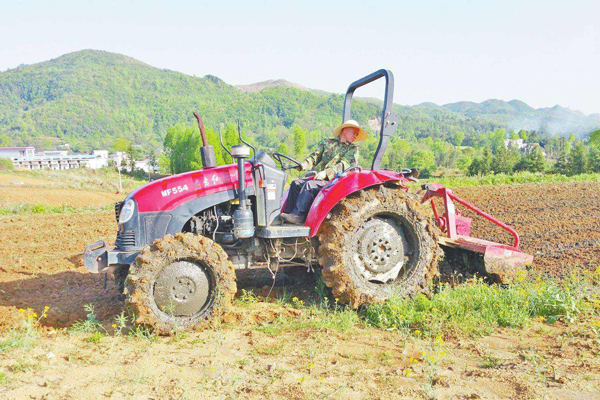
[153, 260, 211, 317]
[353, 218, 408, 283]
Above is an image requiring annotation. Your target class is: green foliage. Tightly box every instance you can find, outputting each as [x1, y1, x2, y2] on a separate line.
[163, 125, 202, 174]
[456, 155, 472, 174]
[453, 131, 465, 146]
[113, 137, 131, 152]
[276, 142, 290, 155]
[590, 129, 600, 148]
[491, 147, 520, 174]
[518, 129, 528, 140]
[408, 150, 435, 171]
[489, 129, 507, 154]
[0, 134, 12, 147]
[223, 124, 239, 150]
[0, 158, 14, 171]
[126, 144, 140, 171]
[292, 125, 307, 159]
[468, 147, 492, 176]
[515, 146, 546, 172]
[589, 146, 600, 173]
[567, 141, 588, 175]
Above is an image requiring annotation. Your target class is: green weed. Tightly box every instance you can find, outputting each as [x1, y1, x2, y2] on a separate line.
[70, 304, 104, 334]
[0, 203, 112, 216]
[362, 271, 598, 338]
[86, 331, 104, 343]
[235, 289, 261, 307]
[424, 171, 600, 188]
[0, 307, 49, 353]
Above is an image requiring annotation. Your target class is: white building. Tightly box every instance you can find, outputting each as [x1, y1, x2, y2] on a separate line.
[0, 147, 35, 159]
[504, 139, 546, 156]
[88, 150, 109, 169]
[5, 147, 110, 170]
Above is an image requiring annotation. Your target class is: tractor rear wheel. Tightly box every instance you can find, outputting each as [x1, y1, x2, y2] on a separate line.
[124, 233, 236, 335]
[318, 185, 442, 308]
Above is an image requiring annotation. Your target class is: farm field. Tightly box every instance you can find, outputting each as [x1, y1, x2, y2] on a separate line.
[0, 169, 599, 399]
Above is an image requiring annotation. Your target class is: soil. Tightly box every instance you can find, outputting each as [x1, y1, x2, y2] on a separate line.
[453, 182, 600, 276]
[0, 176, 599, 398]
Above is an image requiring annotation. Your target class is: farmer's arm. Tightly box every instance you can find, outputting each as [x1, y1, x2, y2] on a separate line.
[300, 140, 326, 171]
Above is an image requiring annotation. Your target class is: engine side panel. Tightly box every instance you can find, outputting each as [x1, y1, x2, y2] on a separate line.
[304, 170, 410, 237]
[131, 163, 253, 213]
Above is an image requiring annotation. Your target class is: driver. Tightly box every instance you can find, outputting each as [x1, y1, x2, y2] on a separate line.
[280, 120, 368, 225]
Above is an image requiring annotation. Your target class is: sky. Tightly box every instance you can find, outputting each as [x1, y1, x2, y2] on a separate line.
[1, 0, 599, 114]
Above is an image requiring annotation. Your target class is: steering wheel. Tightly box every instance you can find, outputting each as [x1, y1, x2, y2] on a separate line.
[272, 152, 302, 171]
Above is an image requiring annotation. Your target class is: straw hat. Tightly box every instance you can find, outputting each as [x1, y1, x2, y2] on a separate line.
[333, 120, 369, 142]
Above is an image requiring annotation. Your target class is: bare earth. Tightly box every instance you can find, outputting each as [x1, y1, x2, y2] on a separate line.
[0, 174, 599, 399]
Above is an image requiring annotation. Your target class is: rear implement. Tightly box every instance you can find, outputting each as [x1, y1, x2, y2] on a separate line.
[421, 183, 533, 283]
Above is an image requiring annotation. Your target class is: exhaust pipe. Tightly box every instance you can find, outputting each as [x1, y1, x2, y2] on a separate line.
[193, 112, 217, 169]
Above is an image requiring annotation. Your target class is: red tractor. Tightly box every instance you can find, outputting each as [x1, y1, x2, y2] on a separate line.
[84, 70, 533, 334]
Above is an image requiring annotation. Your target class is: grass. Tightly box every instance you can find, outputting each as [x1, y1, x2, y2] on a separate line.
[424, 171, 600, 188]
[362, 269, 600, 338]
[0, 203, 112, 216]
[2, 166, 147, 192]
[238, 268, 600, 340]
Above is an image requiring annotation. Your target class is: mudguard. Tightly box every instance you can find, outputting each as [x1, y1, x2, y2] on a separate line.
[305, 170, 410, 237]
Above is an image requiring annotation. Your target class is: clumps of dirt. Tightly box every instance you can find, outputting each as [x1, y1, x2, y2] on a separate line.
[453, 181, 600, 276]
[0, 211, 120, 330]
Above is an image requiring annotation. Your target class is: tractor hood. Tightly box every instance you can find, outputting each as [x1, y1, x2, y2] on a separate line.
[129, 164, 253, 213]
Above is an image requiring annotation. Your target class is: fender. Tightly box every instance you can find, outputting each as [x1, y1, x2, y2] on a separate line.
[305, 170, 410, 237]
[131, 163, 253, 213]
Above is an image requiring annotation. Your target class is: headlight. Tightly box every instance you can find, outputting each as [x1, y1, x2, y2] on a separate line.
[118, 199, 135, 224]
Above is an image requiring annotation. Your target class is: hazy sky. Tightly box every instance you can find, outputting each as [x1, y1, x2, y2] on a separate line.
[1, 0, 599, 114]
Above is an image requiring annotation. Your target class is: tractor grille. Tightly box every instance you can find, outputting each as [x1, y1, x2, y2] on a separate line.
[115, 230, 136, 249]
[114, 201, 124, 222]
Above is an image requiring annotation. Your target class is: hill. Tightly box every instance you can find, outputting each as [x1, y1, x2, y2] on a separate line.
[235, 79, 311, 93]
[0, 50, 598, 153]
[443, 100, 600, 136]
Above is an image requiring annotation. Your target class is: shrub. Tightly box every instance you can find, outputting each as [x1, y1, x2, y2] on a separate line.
[0, 158, 14, 171]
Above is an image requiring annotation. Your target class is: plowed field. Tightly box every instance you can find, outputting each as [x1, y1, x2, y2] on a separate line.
[454, 181, 600, 275]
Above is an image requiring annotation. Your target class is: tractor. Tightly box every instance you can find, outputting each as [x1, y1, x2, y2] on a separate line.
[84, 69, 533, 334]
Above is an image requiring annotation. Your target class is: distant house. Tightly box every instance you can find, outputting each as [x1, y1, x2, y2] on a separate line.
[504, 139, 525, 150]
[3, 146, 110, 170]
[504, 139, 546, 156]
[0, 147, 35, 159]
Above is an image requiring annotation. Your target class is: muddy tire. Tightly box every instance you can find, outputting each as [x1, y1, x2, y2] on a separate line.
[124, 233, 236, 335]
[318, 185, 442, 308]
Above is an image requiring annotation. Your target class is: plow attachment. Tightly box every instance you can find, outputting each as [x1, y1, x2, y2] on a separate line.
[421, 183, 533, 283]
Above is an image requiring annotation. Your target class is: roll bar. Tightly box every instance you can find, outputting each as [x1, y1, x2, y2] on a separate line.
[342, 69, 399, 170]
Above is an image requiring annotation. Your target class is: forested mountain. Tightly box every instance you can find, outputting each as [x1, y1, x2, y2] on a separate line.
[0, 50, 598, 155]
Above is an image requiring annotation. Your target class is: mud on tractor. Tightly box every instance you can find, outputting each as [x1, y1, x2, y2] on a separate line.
[84, 70, 533, 334]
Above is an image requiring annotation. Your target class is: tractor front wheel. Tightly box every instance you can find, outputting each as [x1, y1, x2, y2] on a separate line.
[318, 185, 442, 308]
[125, 233, 236, 334]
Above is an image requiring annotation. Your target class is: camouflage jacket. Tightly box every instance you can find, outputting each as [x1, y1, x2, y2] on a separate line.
[301, 138, 359, 180]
